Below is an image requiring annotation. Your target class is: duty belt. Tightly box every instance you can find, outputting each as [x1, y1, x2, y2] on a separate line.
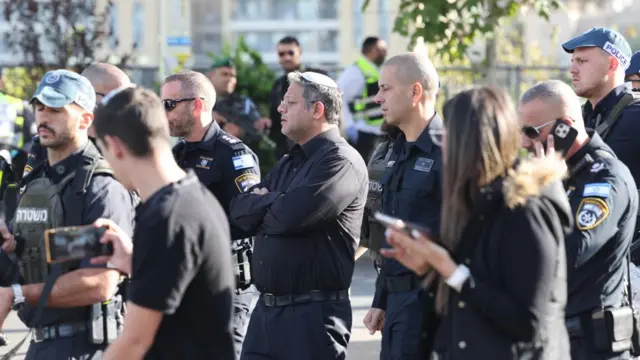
[261, 289, 349, 307]
[33, 321, 87, 342]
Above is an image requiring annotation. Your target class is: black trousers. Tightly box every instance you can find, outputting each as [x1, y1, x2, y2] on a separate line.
[25, 333, 106, 360]
[241, 298, 352, 360]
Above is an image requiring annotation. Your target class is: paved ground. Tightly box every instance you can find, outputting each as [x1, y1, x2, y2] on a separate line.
[0, 257, 381, 359]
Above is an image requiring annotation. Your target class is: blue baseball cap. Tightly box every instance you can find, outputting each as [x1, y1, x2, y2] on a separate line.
[626, 51, 640, 76]
[562, 27, 632, 70]
[30, 70, 96, 112]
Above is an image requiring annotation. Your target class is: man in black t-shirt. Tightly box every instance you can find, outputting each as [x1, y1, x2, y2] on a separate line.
[88, 86, 235, 360]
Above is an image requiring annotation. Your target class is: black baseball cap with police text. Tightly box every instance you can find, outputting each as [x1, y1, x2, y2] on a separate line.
[562, 27, 632, 70]
[30, 70, 96, 112]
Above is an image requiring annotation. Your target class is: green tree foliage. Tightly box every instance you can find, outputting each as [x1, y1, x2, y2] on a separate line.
[208, 36, 277, 116]
[364, 0, 563, 61]
[2, 0, 134, 99]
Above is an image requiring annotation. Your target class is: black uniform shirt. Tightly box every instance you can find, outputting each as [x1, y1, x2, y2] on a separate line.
[173, 122, 260, 241]
[16, 141, 135, 326]
[564, 132, 638, 316]
[583, 84, 640, 185]
[372, 116, 443, 309]
[229, 127, 368, 294]
[128, 171, 235, 360]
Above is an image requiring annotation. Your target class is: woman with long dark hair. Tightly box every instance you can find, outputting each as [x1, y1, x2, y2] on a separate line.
[381, 86, 572, 359]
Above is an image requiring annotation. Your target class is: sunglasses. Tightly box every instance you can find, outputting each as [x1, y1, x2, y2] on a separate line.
[163, 97, 203, 112]
[278, 50, 295, 58]
[521, 119, 556, 140]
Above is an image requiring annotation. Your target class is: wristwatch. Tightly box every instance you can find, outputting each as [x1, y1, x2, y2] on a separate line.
[11, 284, 25, 311]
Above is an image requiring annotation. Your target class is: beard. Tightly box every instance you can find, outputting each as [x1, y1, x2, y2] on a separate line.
[169, 111, 195, 138]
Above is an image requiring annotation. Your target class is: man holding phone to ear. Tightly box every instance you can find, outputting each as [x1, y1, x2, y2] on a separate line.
[520, 80, 638, 360]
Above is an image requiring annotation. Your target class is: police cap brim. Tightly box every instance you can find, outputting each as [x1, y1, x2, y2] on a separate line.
[562, 35, 600, 53]
[30, 86, 74, 109]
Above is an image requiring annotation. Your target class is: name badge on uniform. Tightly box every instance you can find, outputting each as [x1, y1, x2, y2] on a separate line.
[196, 156, 213, 170]
[232, 154, 255, 170]
[414, 157, 434, 173]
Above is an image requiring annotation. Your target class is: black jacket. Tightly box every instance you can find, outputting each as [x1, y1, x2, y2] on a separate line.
[431, 158, 572, 360]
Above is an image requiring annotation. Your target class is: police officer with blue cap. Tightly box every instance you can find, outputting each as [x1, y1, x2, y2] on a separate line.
[0, 69, 135, 360]
[562, 27, 640, 188]
[625, 51, 640, 90]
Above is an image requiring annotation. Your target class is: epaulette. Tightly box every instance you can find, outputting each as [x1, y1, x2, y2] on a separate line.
[217, 132, 247, 151]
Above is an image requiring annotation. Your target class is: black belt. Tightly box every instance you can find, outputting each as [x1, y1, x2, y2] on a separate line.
[261, 290, 349, 307]
[385, 274, 421, 292]
[33, 322, 87, 342]
[566, 315, 586, 337]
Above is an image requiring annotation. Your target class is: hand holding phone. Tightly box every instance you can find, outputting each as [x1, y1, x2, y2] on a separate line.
[373, 212, 433, 240]
[44, 225, 113, 264]
[89, 218, 133, 275]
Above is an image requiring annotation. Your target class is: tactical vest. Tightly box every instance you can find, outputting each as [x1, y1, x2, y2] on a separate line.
[0, 93, 26, 148]
[348, 57, 383, 128]
[11, 145, 113, 284]
[363, 140, 394, 252]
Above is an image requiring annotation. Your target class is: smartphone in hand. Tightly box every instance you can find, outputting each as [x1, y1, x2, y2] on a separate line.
[44, 225, 113, 264]
[373, 212, 432, 240]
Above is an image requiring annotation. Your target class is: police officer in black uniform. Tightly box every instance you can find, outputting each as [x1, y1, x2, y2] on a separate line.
[161, 71, 260, 359]
[625, 51, 640, 91]
[207, 58, 276, 174]
[364, 53, 443, 360]
[0, 70, 135, 360]
[22, 63, 132, 180]
[356, 121, 400, 262]
[520, 80, 638, 360]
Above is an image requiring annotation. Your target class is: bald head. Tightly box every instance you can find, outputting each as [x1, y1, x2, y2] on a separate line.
[383, 52, 440, 99]
[520, 80, 583, 124]
[81, 63, 131, 99]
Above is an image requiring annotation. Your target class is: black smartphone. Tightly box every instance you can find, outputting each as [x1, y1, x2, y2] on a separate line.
[44, 225, 112, 264]
[550, 120, 578, 155]
[373, 212, 432, 239]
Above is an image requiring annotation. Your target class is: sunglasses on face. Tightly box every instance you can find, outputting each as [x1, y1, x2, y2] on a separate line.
[278, 50, 295, 58]
[162, 97, 203, 112]
[521, 119, 556, 140]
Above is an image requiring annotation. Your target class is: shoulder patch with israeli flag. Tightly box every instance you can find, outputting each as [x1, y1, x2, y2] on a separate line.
[583, 183, 611, 198]
[232, 154, 255, 170]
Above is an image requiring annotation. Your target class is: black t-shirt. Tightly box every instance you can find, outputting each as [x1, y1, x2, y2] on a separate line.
[128, 170, 235, 360]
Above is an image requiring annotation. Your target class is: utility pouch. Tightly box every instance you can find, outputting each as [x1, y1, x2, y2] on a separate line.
[88, 302, 105, 345]
[591, 307, 633, 353]
[103, 300, 120, 343]
[233, 241, 252, 290]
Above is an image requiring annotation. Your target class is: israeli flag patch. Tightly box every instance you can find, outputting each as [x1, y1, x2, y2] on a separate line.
[232, 154, 255, 170]
[583, 183, 611, 198]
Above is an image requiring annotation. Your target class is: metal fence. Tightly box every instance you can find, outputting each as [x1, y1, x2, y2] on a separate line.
[2, 64, 571, 103]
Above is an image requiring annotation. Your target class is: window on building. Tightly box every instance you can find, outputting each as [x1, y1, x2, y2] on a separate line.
[378, 0, 389, 41]
[318, 0, 338, 19]
[133, 0, 144, 49]
[233, 0, 270, 20]
[272, 0, 298, 20]
[318, 30, 339, 52]
[353, 0, 364, 46]
[296, 0, 317, 20]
